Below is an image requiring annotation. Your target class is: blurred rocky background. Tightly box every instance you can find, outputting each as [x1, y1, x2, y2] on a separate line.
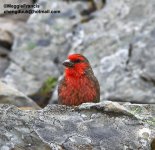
[1, 0, 155, 107]
[0, 0, 155, 149]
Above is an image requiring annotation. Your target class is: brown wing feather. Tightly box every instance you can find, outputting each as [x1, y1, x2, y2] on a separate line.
[58, 77, 66, 104]
[85, 67, 100, 102]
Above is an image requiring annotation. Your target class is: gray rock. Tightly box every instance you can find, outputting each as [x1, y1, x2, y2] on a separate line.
[1, 0, 86, 97]
[0, 80, 40, 109]
[0, 101, 154, 149]
[0, 57, 9, 77]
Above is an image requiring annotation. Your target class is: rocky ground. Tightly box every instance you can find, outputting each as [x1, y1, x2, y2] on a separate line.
[0, 102, 155, 150]
[0, 0, 155, 149]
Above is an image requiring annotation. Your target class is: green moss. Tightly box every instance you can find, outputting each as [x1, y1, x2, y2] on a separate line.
[27, 42, 36, 50]
[53, 24, 63, 31]
[130, 106, 142, 115]
[40, 77, 57, 95]
[145, 117, 155, 127]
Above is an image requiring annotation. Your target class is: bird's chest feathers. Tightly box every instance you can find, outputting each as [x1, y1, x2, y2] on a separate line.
[60, 76, 96, 105]
[66, 76, 88, 90]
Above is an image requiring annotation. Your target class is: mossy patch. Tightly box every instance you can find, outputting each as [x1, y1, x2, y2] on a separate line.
[26, 42, 36, 50]
[145, 117, 155, 127]
[30, 77, 58, 107]
[53, 24, 63, 31]
[40, 77, 57, 95]
[129, 106, 142, 115]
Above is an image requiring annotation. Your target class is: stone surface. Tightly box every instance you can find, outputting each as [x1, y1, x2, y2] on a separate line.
[0, 101, 154, 149]
[0, 80, 40, 109]
[1, 0, 78, 96]
[0, 57, 9, 77]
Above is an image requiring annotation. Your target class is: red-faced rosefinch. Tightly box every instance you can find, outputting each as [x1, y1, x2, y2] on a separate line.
[58, 54, 100, 106]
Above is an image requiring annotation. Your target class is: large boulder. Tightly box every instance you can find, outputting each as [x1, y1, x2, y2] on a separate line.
[0, 101, 154, 149]
[0, 80, 40, 109]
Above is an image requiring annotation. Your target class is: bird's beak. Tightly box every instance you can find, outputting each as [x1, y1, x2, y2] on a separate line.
[63, 59, 74, 67]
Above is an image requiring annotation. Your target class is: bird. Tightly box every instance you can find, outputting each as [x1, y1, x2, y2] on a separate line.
[58, 53, 100, 106]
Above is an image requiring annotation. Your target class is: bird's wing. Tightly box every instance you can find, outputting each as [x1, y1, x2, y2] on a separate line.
[85, 68, 100, 103]
[58, 77, 66, 104]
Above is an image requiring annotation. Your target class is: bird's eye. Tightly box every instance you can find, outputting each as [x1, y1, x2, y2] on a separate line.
[74, 59, 81, 63]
